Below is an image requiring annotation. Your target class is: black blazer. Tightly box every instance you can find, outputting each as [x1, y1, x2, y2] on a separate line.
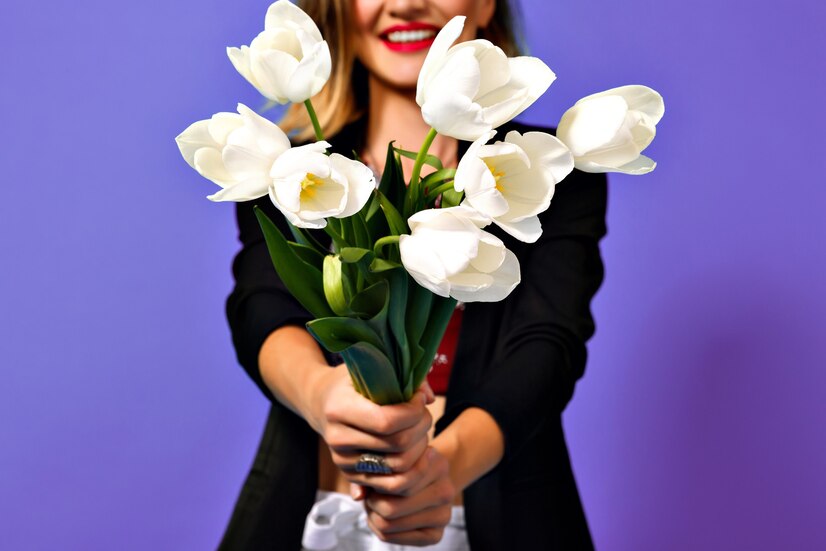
[219, 119, 607, 550]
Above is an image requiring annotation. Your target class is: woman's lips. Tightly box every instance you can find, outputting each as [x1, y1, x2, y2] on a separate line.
[379, 23, 439, 52]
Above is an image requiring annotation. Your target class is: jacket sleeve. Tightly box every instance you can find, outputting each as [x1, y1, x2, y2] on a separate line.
[225, 197, 322, 402]
[436, 168, 608, 462]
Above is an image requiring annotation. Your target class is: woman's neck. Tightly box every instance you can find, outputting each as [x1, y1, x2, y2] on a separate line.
[363, 76, 457, 175]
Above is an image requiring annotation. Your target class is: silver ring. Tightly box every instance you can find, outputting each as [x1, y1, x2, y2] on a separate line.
[355, 453, 392, 475]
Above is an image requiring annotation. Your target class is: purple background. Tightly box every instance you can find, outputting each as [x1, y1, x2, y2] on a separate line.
[1, 0, 824, 549]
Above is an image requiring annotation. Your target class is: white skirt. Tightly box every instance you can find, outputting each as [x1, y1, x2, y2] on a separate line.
[301, 490, 470, 551]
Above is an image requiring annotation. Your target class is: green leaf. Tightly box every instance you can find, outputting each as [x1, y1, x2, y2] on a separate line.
[306, 316, 385, 353]
[386, 269, 410, 386]
[351, 211, 371, 249]
[288, 242, 325, 270]
[370, 258, 402, 272]
[376, 190, 408, 236]
[405, 282, 433, 349]
[341, 342, 406, 404]
[323, 255, 351, 316]
[395, 146, 443, 170]
[378, 141, 406, 206]
[440, 188, 463, 208]
[254, 207, 334, 319]
[420, 168, 456, 192]
[349, 280, 388, 319]
[411, 295, 457, 393]
[339, 247, 373, 264]
[286, 221, 326, 252]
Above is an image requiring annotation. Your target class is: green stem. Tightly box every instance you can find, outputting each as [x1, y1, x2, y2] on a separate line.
[405, 128, 438, 215]
[304, 99, 325, 142]
[374, 235, 401, 257]
[424, 180, 457, 202]
[323, 222, 345, 252]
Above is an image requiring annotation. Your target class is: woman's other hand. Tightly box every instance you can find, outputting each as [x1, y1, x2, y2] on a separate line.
[363, 446, 456, 546]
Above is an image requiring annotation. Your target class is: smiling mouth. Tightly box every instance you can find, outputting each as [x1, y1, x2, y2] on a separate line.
[379, 24, 439, 52]
[385, 29, 437, 44]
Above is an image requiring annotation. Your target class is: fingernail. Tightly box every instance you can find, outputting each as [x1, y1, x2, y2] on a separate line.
[350, 483, 362, 500]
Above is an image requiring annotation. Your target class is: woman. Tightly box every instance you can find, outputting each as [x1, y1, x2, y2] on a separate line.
[220, 0, 607, 549]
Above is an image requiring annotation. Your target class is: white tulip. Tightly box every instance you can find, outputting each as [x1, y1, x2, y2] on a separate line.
[175, 103, 291, 202]
[416, 16, 555, 141]
[400, 205, 520, 302]
[557, 85, 665, 174]
[227, 0, 332, 104]
[268, 143, 376, 229]
[454, 130, 574, 243]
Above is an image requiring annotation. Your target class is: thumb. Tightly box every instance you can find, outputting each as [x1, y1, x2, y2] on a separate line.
[419, 380, 436, 405]
[350, 483, 366, 501]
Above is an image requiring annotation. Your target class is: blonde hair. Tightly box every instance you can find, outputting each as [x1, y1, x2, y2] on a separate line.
[280, 0, 525, 142]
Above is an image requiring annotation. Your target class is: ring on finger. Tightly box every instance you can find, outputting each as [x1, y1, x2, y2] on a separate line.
[355, 453, 393, 475]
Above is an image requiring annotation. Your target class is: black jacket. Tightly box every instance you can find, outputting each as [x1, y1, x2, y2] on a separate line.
[219, 119, 607, 550]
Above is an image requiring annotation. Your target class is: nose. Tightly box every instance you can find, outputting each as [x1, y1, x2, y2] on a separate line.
[386, 0, 428, 18]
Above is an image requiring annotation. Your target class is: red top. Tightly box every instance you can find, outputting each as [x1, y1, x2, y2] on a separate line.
[428, 304, 464, 395]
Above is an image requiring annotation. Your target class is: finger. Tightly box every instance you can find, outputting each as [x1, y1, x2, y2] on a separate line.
[366, 470, 455, 520]
[419, 381, 436, 404]
[326, 410, 431, 454]
[367, 502, 453, 535]
[327, 390, 429, 436]
[334, 435, 428, 474]
[367, 517, 447, 546]
[350, 483, 366, 501]
[343, 447, 446, 496]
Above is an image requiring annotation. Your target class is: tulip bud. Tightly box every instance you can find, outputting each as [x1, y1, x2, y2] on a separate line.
[416, 16, 555, 141]
[175, 103, 291, 201]
[399, 206, 521, 302]
[227, 0, 332, 104]
[557, 85, 665, 174]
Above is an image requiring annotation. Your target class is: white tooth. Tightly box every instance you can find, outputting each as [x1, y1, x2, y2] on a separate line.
[387, 29, 434, 43]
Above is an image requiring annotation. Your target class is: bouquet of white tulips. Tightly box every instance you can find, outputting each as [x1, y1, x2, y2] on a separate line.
[176, 0, 664, 405]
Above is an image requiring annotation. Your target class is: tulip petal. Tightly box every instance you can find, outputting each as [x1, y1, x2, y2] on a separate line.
[417, 15, 466, 106]
[465, 41, 510, 98]
[400, 234, 451, 297]
[222, 144, 274, 180]
[272, 176, 303, 212]
[447, 272, 495, 299]
[493, 215, 543, 243]
[428, 46, 481, 103]
[286, 37, 332, 102]
[227, 46, 255, 87]
[193, 147, 233, 187]
[470, 233, 506, 273]
[422, 93, 489, 141]
[615, 155, 657, 174]
[265, 0, 324, 43]
[208, 112, 243, 144]
[233, 104, 291, 158]
[586, 85, 665, 125]
[207, 174, 270, 202]
[576, 154, 656, 174]
[450, 248, 520, 302]
[250, 48, 299, 104]
[505, 131, 574, 184]
[176, 120, 215, 168]
[331, 154, 375, 218]
[557, 95, 628, 157]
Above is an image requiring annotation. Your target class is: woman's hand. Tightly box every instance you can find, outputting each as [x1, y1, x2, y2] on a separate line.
[362, 446, 456, 546]
[310, 364, 436, 491]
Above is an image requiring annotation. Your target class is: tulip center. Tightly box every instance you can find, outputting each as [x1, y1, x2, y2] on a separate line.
[484, 160, 506, 193]
[300, 173, 324, 200]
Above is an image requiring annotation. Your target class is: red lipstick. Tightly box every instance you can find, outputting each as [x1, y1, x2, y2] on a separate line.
[379, 22, 440, 53]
